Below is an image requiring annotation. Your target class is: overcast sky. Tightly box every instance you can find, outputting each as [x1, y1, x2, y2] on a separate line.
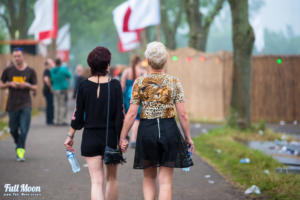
[257, 0, 300, 35]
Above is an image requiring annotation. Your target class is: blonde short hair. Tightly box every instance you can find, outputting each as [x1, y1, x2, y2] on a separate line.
[144, 41, 168, 70]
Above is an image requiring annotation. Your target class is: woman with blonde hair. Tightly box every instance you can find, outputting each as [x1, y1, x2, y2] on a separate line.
[120, 42, 194, 200]
[121, 54, 146, 148]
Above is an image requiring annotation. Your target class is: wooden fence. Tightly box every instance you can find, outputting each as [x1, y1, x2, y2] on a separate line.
[166, 48, 300, 122]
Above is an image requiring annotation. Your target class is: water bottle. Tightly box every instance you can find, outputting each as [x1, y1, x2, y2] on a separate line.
[240, 158, 251, 164]
[182, 145, 192, 172]
[66, 150, 80, 173]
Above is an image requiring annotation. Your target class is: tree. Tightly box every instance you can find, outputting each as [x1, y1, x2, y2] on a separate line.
[227, 0, 255, 129]
[160, 0, 183, 49]
[183, 0, 225, 51]
[0, 0, 34, 39]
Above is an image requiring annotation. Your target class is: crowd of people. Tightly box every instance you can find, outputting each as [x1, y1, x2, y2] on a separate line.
[1, 42, 194, 200]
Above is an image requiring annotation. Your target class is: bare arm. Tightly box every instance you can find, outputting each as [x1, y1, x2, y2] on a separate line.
[0, 81, 11, 89]
[64, 127, 76, 152]
[176, 102, 194, 153]
[119, 104, 139, 152]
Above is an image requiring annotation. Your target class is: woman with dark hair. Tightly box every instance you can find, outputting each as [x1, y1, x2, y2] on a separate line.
[64, 46, 124, 200]
[121, 55, 146, 148]
[120, 42, 194, 200]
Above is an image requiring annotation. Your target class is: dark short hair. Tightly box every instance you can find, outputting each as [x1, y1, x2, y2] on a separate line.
[55, 58, 62, 66]
[87, 46, 111, 76]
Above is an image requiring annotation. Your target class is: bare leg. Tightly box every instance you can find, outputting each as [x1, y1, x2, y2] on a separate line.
[158, 167, 174, 200]
[130, 120, 140, 143]
[105, 164, 118, 200]
[143, 167, 157, 200]
[84, 156, 104, 200]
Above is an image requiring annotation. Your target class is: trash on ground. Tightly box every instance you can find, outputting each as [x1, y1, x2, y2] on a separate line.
[280, 120, 285, 126]
[215, 149, 222, 154]
[276, 166, 300, 174]
[293, 120, 298, 125]
[201, 128, 208, 134]
[3, 126, 10, 133]
[204, 174, 211, 178]
[264, 169, 270, 174]
[208, 180, 215, 184]
[258, 130, 264, 135]
[240, 158, 251, 164]
[245, 185, 261, 195]
[281, 134, 287, 140]
[83, 163, 88, 168]
[195, 123, 201, 128]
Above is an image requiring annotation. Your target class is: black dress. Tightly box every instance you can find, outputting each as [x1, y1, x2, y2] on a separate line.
[71, 79, 124, 157]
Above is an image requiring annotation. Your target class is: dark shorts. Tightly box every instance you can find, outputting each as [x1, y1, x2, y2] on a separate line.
[81, 128, 118, 157]
[133, 118, 194, 169]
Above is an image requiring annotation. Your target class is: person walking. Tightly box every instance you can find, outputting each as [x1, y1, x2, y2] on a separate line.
[72, 64, 85, 99]
[50, 58, 71, 126]
[64, 46, 124, 200]
[0, 48, 37, 162]
[119, 42, 194, 200]
[43, 59, 54, 125]
[121, 55, 146, 148]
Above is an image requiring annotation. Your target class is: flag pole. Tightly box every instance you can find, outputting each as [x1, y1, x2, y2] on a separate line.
[50, 38, 57, 59]
[156, 25, 160, 41]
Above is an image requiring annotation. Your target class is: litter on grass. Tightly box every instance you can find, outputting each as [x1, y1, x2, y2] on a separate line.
[245, 185, 261, 195]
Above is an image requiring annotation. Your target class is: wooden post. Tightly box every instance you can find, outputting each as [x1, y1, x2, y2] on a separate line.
[50, 38, 57, 59]
[156, 25, 161, 41]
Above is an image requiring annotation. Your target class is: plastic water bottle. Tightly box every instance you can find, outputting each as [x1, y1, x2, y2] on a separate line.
[182, 146, 192, 172]
[66, 150, 80, 173]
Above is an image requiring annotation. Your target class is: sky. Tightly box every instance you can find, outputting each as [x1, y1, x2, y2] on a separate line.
[257, 0, 300, 35]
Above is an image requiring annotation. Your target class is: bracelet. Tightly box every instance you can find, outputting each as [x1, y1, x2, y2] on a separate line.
[67, 133, 74, 139]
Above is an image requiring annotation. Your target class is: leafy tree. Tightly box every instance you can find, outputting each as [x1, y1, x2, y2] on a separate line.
[0, 0, 35, 39]
[263, 26, 300, 55]
[183, 0, 225, 51]
[160, 0, 184, 49]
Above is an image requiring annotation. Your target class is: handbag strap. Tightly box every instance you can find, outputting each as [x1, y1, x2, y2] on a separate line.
[105, 78, 111, 146]
[105, 77, 119, 147]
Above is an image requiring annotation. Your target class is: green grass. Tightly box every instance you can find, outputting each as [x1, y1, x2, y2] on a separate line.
[194, 126, 300, 200]
[0, 120, 9, 140]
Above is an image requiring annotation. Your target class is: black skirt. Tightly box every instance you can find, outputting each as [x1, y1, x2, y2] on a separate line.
[133, 118, 194, 169]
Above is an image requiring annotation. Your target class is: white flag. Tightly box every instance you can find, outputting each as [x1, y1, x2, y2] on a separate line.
[28, 0, 58, 41]
[56, 24, 71, 62]
[57, 24, 71, 51]
[123, 0, 160, 32]
[113, 2, 140, 52]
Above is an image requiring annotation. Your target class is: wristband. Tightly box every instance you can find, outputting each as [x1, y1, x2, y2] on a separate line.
[67, 132, 74, 139]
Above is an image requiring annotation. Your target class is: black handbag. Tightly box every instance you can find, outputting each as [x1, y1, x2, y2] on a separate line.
[103, 78, 126, 165]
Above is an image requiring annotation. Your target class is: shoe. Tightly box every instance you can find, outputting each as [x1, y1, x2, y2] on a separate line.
[16, 148, 26, 162]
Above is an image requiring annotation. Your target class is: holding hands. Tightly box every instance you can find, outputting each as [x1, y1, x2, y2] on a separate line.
[119, 137, 129, 152]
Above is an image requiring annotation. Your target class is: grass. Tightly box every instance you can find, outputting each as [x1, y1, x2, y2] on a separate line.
[0, 120, 9, 140]
[193, 126, 300, 200]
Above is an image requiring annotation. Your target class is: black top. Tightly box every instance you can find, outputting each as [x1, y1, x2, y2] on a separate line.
[43, 69, 51, 94]
[1, 65, 37, 112]
[73, 75, 85, 99]
[71, 79, 124, 136]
